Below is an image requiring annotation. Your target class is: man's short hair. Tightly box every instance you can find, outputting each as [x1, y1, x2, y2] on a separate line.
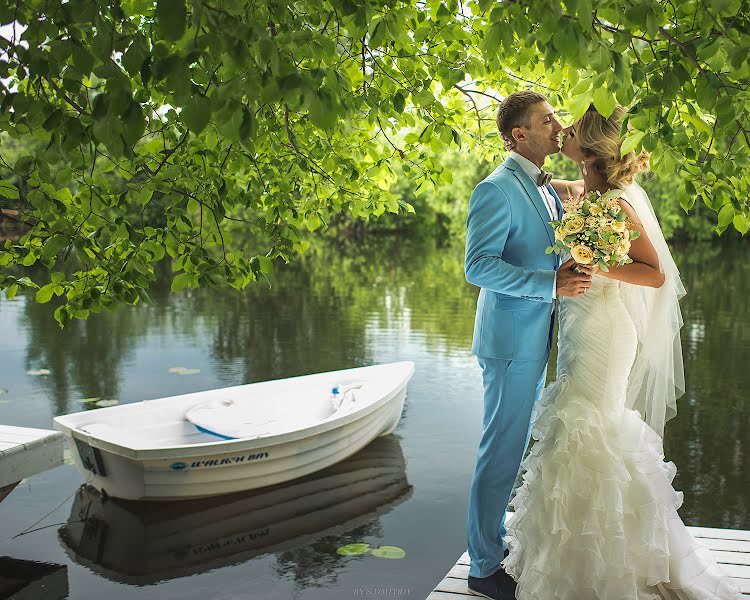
[496, 91, 547, 147]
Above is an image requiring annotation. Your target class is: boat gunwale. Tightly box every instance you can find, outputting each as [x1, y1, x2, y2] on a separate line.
[53, 362, 415, 460]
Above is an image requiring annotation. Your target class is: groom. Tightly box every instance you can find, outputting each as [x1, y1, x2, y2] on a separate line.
[464, 91, 592, 599]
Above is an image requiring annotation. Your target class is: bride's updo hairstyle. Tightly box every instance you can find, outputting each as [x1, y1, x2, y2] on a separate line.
[576, 105, 650, 188]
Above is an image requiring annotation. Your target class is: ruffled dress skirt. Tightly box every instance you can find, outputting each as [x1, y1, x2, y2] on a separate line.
[502, 279, 740, 600]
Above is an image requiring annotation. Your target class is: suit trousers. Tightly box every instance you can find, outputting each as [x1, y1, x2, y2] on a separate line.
[466, 354, 548, 578]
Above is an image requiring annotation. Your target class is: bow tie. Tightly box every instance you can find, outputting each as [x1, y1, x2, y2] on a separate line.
[537, 171, 552, 187]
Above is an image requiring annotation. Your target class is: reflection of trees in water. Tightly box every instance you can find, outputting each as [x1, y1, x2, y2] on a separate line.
[204, 257, 375, 384]
[664, 239, 750, 529]
[203, 234, 477, 382]
[15, 234, 749, 528]
[292, 235, 477, 353]
[21, 289, 150, 415]
[273, 522, 382, 589]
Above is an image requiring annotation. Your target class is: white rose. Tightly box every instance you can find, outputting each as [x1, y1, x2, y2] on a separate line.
[612, 219, 628, 233]
[564, 216, 585, 235]
[571, 244, 594, 264]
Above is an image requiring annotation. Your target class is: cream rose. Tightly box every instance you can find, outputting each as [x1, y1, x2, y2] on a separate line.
[612, 219, 628, 233]
[563, 216, 585, 235]
[590, 204, 604, 216]
[616, 239, 631, 256]
[571, 244, 594, 264]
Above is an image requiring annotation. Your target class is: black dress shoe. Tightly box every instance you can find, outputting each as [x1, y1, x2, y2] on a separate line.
[467, 571, 501, 600]
[467, 557, 516, 600]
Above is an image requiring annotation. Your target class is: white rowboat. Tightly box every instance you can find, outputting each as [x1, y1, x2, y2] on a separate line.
[53, 361, 415, 500]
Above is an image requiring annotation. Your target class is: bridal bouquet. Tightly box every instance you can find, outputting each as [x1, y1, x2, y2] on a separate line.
[546, 189, 640, 271]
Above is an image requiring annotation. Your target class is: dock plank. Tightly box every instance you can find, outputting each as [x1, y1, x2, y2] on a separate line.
[691, 527, 750, 542]
[428, 519, 750, 599]
[0, 425, 64, 491]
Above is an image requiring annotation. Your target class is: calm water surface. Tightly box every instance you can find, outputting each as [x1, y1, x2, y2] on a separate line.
[0, 236, 747, 599]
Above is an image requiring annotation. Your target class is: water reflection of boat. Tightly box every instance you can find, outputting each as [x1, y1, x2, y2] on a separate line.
[58, 435, 412, 585]
[0, 557, 68, 599]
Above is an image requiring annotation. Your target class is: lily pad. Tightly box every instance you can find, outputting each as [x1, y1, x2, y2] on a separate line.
[0, 388, 8, 395]
[79, 397, 102, 404]
[63, 448, 75, 465]
[370, 545, 406, 559]
[95, 399, 119, 407]
[336, 543, 371, 556]
[168, 367, 201, 375]
[27, 369, 51, 376]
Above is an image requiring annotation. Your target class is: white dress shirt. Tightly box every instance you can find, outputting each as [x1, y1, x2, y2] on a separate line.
[509, 151, 559, 300]
[509, 151, 559, 221]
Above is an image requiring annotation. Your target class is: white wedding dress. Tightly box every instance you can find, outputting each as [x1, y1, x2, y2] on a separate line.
[502, 238, 741, 598]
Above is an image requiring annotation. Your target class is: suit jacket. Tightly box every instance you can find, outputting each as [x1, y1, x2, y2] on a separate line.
[465, 156, 563, 361]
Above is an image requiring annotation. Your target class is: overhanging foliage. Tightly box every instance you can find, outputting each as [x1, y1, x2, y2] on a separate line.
[0, 0, 747, 325]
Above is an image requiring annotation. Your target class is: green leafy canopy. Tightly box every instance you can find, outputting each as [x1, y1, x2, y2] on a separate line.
[0, 0, 748, 325]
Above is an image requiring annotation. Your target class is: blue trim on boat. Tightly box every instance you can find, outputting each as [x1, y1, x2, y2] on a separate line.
[194, 424, 237, 440]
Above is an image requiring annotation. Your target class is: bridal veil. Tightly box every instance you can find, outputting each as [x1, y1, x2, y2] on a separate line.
[619, 182, 687, 437]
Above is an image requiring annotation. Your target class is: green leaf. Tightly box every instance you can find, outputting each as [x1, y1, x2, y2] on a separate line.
[592, 86, 615, 118]
[578, 0, 593, 27]
[308, 90, 337, 130]
[36, 283, 56, 304]
[567, 92, 592, 121]
[122, 37, 149, 77]
[393, 92, 406, 113]
[14, 155, 35, 177]
[122, 100, 146, 146]
[215, 101, 244, 141]
[718, 203, 734, 229]
[732, 214, 749, 235]
[182, 94, 211, 133]
[645, 9, 659, 37]
[620, 130, 645, 157]
[257, 255, 273, 274]
[695, 76, 716, 110]
[0, 181, 19, 200]
[569, 78, 592, 97]
[171, 272, 190, 292]
[156, 0, 187, 42]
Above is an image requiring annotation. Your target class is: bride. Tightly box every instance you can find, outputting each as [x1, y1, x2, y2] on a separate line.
[501, 105, 741, 600]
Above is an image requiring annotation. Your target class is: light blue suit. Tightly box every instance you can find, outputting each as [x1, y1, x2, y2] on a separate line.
[465, 156, 563, 578]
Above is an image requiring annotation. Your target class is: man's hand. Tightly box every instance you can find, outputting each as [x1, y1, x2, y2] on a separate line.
[556, 258, 593, 297]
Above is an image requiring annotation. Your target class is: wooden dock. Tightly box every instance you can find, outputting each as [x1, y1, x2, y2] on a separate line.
[0, 425, 64, 503]
[428, 520, 750, 599]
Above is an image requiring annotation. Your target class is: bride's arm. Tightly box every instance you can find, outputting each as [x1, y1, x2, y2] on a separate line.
[551, 178, 584, 201]
[590, 199, 666, 288]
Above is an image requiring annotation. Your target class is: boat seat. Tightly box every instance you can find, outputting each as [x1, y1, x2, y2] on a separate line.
[184, 398, 320, 440]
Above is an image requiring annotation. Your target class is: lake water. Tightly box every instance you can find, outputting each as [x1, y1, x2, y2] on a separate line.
[0, 235, 747, 599]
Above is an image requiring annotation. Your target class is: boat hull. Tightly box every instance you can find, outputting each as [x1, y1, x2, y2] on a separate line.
[55, 363, 412, 500]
